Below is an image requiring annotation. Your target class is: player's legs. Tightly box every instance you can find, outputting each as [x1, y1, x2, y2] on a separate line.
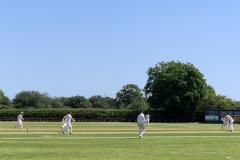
[229, 120, 234, 132]
[141, 123, 146, 137]
[68, 123, 73, 134]
[62, 123, 72, 134]
[61, 123, 67, 134]
[138, 123, 145, 138]
[138, 123, 142, 138]
[16, 121, 23, 129]
[230, 124, 234, 132]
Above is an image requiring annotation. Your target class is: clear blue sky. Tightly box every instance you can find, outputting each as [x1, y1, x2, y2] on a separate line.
[1, 0, 240, 100]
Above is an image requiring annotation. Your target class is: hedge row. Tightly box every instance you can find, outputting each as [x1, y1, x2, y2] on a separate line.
[0, 108, 140, 122]
[0, 108, 204, 122]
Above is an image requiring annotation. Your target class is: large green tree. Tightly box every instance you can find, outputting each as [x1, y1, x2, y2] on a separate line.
[145, 61, 207, 121]
[63, 96, 91, 108]
[210, 95, 237, 110]
[116, 84, 148, 111]
[13, 91, 62, 108]
[89, 95, 110, 109]
[116, 84, 143, 107]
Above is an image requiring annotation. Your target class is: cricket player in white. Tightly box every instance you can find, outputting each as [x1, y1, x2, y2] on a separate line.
[221, 116, 229, 127]
[16, 112, 24, 129]
[61, 112, 75, 134]
[145, 114, 150, 126]
[224, 115, 234, 132]
[137, 112, 146, 138]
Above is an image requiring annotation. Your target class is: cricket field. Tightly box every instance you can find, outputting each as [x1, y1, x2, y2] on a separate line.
[0, 122, 239, 160]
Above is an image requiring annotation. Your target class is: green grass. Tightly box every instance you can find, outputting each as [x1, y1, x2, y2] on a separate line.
[0, 122, 239, 160]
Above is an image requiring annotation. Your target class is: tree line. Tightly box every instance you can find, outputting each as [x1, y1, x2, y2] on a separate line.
[1, 61, 240, 121]
[0, 84, 148, 110]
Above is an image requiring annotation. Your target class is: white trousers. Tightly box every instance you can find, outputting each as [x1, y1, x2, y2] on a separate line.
[16, 120, 23, 129]
[62, 123, 72, 133]
[229, 120, 234, 132]
[138, 123, 146, 137]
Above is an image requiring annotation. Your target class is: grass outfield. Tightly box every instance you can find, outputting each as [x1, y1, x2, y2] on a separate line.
[0, 122, 239, 160]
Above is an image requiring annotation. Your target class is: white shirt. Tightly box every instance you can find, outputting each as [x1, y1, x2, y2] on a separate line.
[17, 114, 23, 122]
[225, 115, 234, 123]
[137, 113, 146, 124]
[64, 114, 72, 124]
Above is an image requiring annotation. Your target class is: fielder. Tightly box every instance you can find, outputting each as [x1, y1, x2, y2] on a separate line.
[16, 112, 24, 129]
[61, 112, 75, 134]
[137, 111, 146, 138]
[223, 115, 234, 132]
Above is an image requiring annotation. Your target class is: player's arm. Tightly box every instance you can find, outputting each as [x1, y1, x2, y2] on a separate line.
[72, 117, 76, 122]
[62, 116, 66, 122]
